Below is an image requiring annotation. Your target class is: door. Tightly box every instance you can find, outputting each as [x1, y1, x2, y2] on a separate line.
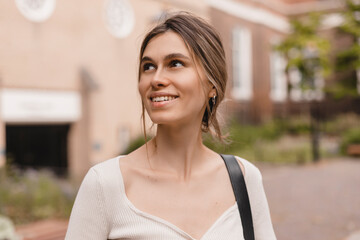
[6, 124, 70, 175]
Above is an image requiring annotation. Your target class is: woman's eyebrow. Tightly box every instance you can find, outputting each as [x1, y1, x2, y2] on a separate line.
[141, 53, 190, 64]
[164, 53, 190, 61]
[140, 56, 153, 64]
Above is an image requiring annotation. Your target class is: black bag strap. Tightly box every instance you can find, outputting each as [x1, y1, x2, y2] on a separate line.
[220, 154, 255, 240]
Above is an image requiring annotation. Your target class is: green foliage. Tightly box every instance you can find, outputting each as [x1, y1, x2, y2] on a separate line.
[203, 116, 352, 164]
[239, 138, 313, 164]
[0, 167, 76, 225]
[332, 0, 360, 98]
[276, 117, 310, 135]
[275, 13, 334, 162]
[341, 0, 360, 38]
[336, 45, 360, 71]
[203, 119, 318, 164]
[203, 120, 283, 155]
[326, 75, 359, 99]
[324, 113, 360, 135]
[275, 13, 331, 86]
[340, 127, 360, 154]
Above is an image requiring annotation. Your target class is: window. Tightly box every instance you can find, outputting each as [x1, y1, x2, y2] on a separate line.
[232, 27, 252, 100]
[288, 67, 324, 102]
[270, 51, 287, 102]
[104, 0, 135, 39]
[289, 67, 302, 102]
[15, 0, 56, 22]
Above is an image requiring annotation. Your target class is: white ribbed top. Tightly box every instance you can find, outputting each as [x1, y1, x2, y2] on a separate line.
[65, 156, 276, 240]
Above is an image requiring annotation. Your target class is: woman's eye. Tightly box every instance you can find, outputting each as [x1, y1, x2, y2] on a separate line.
[170, 60, 184, 68]
[143, 63, 155, 72]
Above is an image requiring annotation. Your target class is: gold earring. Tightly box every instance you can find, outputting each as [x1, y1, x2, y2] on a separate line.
[212, 95, 216, 105]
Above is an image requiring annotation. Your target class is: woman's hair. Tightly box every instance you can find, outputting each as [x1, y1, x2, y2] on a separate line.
[139, 12, 227, 140]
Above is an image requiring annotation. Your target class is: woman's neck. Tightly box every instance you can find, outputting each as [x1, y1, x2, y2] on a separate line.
[148, 122, 209, 181]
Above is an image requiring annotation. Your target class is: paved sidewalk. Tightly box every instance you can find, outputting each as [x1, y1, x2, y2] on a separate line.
[16, 219, 67, 240]
[346, 231, 360, 240]
[260, 157, 360, 240]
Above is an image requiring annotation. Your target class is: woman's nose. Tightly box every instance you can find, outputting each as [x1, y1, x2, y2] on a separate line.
[151, 68, 169, 88]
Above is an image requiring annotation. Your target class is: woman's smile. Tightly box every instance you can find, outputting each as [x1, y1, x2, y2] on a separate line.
[150, 93, 179, 108]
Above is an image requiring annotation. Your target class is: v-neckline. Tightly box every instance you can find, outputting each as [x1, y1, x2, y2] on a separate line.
[115, 156, 238, 240]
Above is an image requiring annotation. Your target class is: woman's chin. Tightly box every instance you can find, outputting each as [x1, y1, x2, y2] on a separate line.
[150, 117, 176, 125]
[149, 115, 184, 127]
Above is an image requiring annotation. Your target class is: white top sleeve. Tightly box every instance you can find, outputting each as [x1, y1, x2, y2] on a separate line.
[65, 168, 109, 240]
[239, 157, 277, 239]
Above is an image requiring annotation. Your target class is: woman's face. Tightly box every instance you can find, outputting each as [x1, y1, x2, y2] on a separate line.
[138, 31, 213, 127]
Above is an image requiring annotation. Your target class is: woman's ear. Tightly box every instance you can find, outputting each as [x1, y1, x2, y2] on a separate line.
[208, 87, 216, 98]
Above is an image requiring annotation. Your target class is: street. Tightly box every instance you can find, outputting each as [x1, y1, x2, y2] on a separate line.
[261, 158, 360, 240]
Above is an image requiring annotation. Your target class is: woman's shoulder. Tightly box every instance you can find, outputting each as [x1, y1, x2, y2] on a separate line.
[78, 156, 125, 199]
[90, 155, 123, 174]
[81, 155, 126, 191]
[233, 155, 262, 182]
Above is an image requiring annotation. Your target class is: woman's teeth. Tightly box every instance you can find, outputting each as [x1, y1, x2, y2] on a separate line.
[152, 96, 176, 102]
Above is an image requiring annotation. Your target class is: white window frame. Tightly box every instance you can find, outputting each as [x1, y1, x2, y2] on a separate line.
[270, 51, 287, 102]
[232, 26, 253, 101]
[288, 67, 324, 102]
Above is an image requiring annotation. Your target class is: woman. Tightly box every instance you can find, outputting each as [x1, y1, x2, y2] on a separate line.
[65, 12, 276, 240]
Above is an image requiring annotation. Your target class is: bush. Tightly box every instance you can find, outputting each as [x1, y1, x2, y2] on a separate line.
[203, 119, 284, 155]
[0, 166, 76, 225]
[324, 113, 360, 136]
[203, 118, 335, 164]
[277, 116, 311, 135]
[340, 127, 360, 154]
[239, 138, 313, 164]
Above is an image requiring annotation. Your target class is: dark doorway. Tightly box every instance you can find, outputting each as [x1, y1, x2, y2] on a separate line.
[6, 124, 70, 175]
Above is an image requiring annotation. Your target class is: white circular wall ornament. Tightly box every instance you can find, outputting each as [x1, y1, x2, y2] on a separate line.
[104, 0, 135, 39]
[15, 0, 56, 22]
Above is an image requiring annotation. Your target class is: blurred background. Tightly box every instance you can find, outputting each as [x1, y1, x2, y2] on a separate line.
[0, 0, 359, 239]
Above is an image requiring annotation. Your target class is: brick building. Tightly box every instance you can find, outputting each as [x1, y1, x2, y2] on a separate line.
[208, 0, 354, 122]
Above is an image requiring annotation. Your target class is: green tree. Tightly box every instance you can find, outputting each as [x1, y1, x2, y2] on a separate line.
[275, 13, 331, 162]
[333, 0, 360, 98]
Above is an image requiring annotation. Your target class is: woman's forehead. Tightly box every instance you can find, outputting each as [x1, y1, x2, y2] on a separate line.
[142, 32, 191, 58]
